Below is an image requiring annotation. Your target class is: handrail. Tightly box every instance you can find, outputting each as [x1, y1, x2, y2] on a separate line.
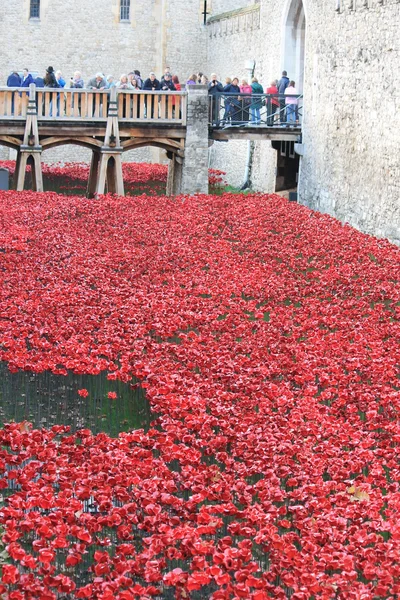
[0, 86, 188, 124]
[209, 92, 303, 128]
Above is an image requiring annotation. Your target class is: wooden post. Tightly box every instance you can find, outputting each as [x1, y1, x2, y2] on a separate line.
[15, 83, 43, 192]
[87, 150, 100, 198]
[166, 151, 184, 196]
[95, 87, 124, 196]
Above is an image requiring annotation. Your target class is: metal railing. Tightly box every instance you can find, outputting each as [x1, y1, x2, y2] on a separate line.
[0, 86, 187, 124]
[209, 93, 303, 128]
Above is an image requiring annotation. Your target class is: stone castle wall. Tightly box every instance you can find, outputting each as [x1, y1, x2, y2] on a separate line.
[0, 0, 207, 165]
[207, 0, 400, 244]
[206, 4, 278, 191]
[299, 0, 400, 244]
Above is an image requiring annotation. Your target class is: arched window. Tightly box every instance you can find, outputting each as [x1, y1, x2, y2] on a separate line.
[120, 0, 130, 21]
[30, 0, 40, 18]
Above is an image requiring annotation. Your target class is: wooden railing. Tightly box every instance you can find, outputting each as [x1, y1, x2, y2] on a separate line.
[0, 87, 187, 125]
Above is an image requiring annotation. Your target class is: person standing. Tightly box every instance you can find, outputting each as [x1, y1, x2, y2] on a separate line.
[55, 70, 66, 88]
[160, 72, 176, 117]
[240, 79, 252, 123]
[7, 71, 21, 87]
[43, 66, 59, 117]
[208, 73, 224, 125]
[266, 79, 279, 126]
[277, 70, 290, 123]
[172, 75, 181, 117]
[134, 70, 143, 89]
[223, 77, 240, 124]
[69, 71, 84, 88]
[143, 72, 160, 118]
[106, 75, 116, 89]
[250, 77, 264, 124]
[44, 66, 59, 88]
[21, 69, 34, 88]
[284, 80, 299, 124]
[186, 73, 197, 86]
[160, 67, 172, 86]
[7, 71, 21, 113]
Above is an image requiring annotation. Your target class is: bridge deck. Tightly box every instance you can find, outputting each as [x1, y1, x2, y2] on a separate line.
[211, 124, 301, 142]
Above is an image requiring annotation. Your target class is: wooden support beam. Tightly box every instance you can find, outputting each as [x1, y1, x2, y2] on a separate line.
[87, 150, 100, 199]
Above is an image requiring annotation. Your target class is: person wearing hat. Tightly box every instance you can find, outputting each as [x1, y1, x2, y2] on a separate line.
[44, 66, 59, 88]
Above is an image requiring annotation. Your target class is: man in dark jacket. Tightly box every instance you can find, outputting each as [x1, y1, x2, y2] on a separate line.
[208, 73, 224, 125]
[7, 71, 21, 113]
[160, 73, 176, 117]
[143, 72, 160, 118]
[7, 72, 21, 87]
[277, 71, 290, 123]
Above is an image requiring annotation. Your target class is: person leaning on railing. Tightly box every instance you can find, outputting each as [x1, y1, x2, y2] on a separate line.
[143, 72, 160, 118]
[239, 79, 252, 123]
[223, 77, 240, 124]
[250, 77, 264, 125]
[160, 73, 176, 118]
[208, 74, 224, 125]
[87, 73, 107, 90]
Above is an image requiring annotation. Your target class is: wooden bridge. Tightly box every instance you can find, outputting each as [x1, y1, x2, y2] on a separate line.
[0, 84, 301, 196]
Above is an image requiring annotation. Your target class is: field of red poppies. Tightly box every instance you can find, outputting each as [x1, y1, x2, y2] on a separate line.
[0, 188, 399, 599]
[0, 161, 226, 195]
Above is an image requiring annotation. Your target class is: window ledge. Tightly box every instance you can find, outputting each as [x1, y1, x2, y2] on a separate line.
[120, 19, 131, 23]
[29, 17, 40, 21]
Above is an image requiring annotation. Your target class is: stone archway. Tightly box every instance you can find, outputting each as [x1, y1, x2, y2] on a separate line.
[283, 0, 306, 93]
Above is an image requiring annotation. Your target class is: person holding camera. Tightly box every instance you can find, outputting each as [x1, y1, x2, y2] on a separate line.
[69, 71, 84, 116]
[69, 71, 84, 89]
[208, 73, 223, 125]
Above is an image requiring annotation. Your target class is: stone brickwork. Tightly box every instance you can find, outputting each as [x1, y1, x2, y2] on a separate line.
[209, 0, 256, 15]
[181, 85, 209, 194]
[206, 3, 277, 192]
[207, 0, 400, 244]
[0, 0, 207, 165]
[0, 0, 207, 84]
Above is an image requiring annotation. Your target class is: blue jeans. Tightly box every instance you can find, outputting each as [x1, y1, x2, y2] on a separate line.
[250, 107, 260, 123]
[287, 104, 297, 123]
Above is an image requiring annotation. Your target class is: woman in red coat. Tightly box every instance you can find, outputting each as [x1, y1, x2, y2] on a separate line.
[266, 79, 279, 126]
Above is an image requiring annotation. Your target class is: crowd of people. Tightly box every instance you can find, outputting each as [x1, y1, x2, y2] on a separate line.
[5, 66, 299, 125]
[208, 70, 299, 125]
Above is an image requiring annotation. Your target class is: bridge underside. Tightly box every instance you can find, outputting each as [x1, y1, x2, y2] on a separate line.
[0, 120, 187, 197]
[210, 125, 301, 142]
[0, 120, 186, 153]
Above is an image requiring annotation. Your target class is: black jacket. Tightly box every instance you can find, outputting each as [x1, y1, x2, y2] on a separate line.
[160, 79, 176, 91]
[44, 71, 59, 88]
[143, 78, 160, 91]
[223, 84, 240, 94]
[208, 80, 224, 95]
